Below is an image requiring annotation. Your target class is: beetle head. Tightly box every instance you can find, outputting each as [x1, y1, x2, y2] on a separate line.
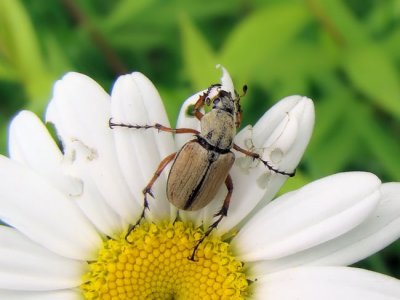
[204, 84, 246, 128]
[206, 88, 237, 115]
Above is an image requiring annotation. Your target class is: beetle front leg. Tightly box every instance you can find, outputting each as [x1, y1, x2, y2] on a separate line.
[192, 92, 206, 121]
[233, 143, 296, 177]
[125, 152, 177, 241]
[189, 174, 233, 261]
[192, 83, 224, 121]
[109, 119, 199, 135]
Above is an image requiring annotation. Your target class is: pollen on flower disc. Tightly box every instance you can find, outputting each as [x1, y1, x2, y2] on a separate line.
[81, 221, 250, 300]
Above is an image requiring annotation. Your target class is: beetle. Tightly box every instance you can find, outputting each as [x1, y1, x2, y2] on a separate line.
[109, 84, 295, 260]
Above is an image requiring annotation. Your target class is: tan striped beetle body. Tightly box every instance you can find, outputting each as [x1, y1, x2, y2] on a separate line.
[109, 84, 294, 260]
[168, 89, 237, 211]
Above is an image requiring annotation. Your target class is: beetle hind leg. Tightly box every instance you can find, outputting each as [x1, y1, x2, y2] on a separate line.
[189, 175, 233, 261]
[125, 152, 176, 242]
[124, 188, 153, 241]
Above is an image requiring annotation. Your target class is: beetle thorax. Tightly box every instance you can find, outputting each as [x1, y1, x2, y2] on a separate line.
[199, 108, 236, 150]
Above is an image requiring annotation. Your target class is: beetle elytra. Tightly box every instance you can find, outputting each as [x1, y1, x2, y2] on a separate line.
[109, 84, 295, 260]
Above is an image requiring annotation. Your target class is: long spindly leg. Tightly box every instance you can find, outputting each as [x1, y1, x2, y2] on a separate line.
[192, 92, 206, 121]
[189, 174, 233, 261]
[111, 84, 219, 132]
[233, 143, 295, 177]
[125, 152, 177, 241]
[109, 119, 200, 135]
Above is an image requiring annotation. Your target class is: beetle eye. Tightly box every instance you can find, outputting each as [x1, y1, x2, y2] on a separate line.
[213, 98, 220, 108]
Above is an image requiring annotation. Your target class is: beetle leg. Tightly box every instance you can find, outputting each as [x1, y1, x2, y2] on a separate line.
[193, 93, 206, 121]
[109, 119, 199, 135]
[234, 85, 247, 128]
[189, 174, 233, 261]
[232, 143, 296, 177]
[125, 152, 177, 242]
[173, 210, 180, 224]
[192, 83, 224, 121]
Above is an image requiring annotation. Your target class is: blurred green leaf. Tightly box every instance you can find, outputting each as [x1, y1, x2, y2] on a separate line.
[0, 0, 54, 113]
[0, 59, 18, 81]
[309, 95, 345, 148]
[343, 46, 400, 118]
[180, 14, 218, 90]
[103, 0, 156, 31]
[383, 29, 400, 61]
[352, 100, 400, 180]
[309, 0, 369, 46]
[308, 118, 359, 175]
[309, 0, 400, 118]
[42, 34, 73, 76]
[220, 3, 310, 82]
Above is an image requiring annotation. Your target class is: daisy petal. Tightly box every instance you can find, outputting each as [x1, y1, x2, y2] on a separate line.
[217, 95, 315, 232]
[8, 111, 82, 196]
[233, 172, 381, 261]
[0, 226, 85, 290]
[45, 72, 135, 223]
[175, 92, 203, 149]
[217, 64, 235, 95]
[70, 166, 125, 239]
[8, 110, 123, 237]
[0, 155, 101, 260]
[110, 73, 175, 221]
[0, 289, 80, 300]
[254, 266, 400, 300]
[252, 182, 400, 274]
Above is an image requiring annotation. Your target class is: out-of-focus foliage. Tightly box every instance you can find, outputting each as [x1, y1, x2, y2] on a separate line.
[0, 0, 399, 278]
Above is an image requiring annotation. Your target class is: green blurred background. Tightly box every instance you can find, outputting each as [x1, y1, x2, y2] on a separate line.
[0, 0, 399, 278]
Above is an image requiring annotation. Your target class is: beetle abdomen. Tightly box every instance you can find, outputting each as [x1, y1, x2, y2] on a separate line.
[167, 140, 234, 211]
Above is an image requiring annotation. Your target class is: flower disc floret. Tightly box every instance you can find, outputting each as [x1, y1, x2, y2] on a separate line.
[81, 221, 250, 299]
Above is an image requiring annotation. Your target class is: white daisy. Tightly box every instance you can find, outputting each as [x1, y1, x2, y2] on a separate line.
[1, 67, 400, 299]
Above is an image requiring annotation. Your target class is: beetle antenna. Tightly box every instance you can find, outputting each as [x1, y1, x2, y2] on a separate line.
[240, 85, 248, 97]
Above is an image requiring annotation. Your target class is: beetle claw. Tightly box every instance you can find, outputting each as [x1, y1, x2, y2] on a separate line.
[108, 118, 115, 129]
[142, 188, 154, 199]
[147, 190, 155, 198]
[214, 207, 227, 217]
[261, 159, 296, 177]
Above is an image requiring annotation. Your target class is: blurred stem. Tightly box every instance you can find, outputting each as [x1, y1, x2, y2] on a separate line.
[306, 0, 346, 47]
[62, 0, 128, 75]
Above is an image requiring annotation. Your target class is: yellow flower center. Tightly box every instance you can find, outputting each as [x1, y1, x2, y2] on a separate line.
[81, 221, 250, 299]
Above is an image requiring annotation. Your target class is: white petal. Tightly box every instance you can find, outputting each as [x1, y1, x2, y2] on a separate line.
[233, 172, 381, 261]
[217, 64, 235, 95]
[0, 289, 80, 300]
[175, 92, 202, 149]
[8, 111, 82, 197]
[254, 266, 400, 300]
[71, 166, 125, 239]
[46, 72, 135, 223]
[252, 182, 400, 274]
[0, 155, 101, 260]
[216, 95, 315, 233]
[110, 73, 175, 222]
[0, 226, 85, 290]
[8, 110, 122, 237]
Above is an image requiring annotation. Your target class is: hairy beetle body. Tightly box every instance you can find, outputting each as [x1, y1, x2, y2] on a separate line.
[200, 108, 236, 150]
[167, 140, 235, 211]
